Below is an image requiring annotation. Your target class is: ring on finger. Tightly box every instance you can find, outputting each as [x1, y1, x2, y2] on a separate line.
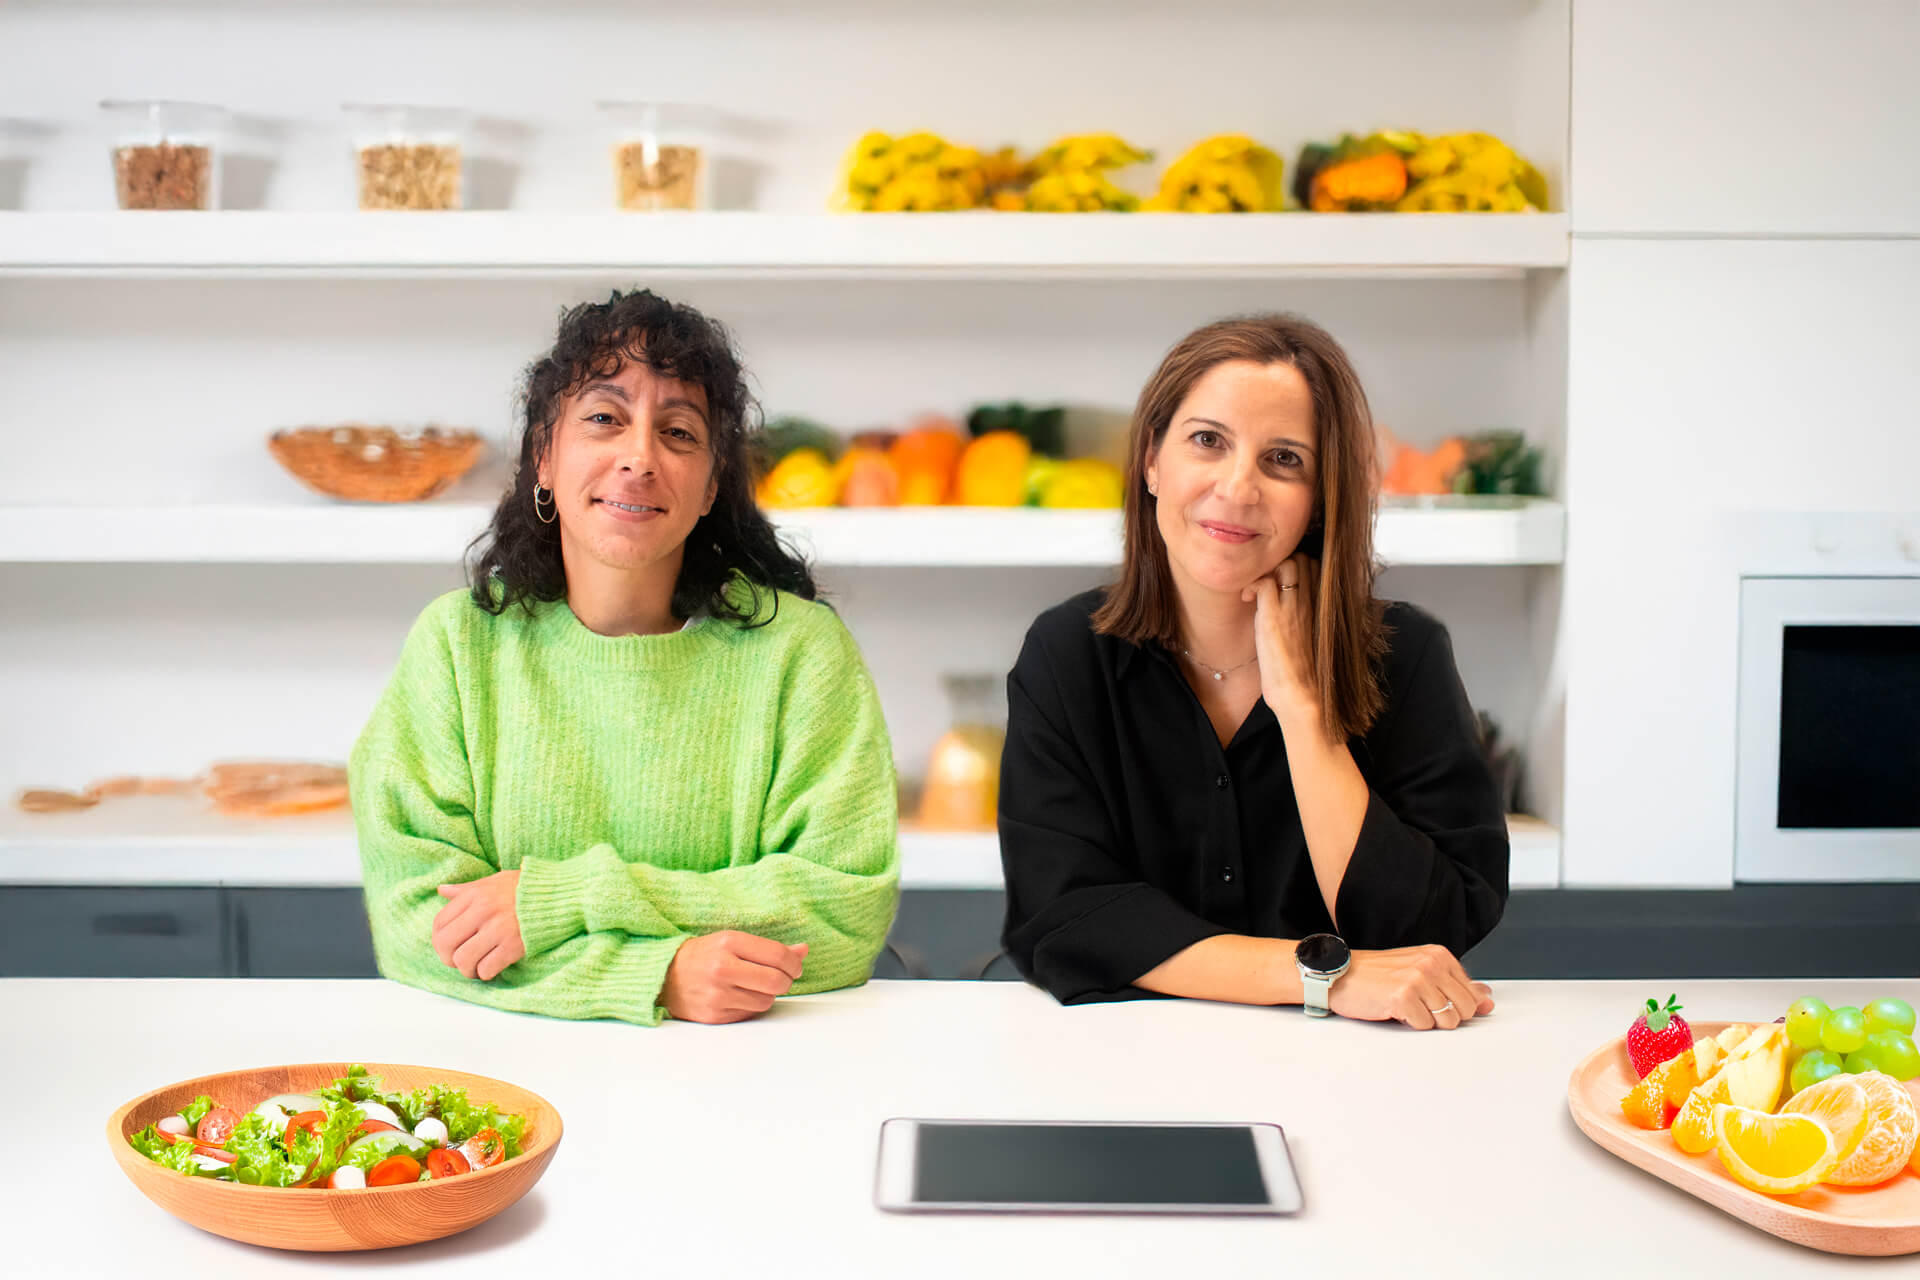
[1427, 1000, 1455, 1015]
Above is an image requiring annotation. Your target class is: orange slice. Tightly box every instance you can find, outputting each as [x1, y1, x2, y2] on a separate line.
[1711, 1104, 1839, 1196]
[1674, 1071, 1733, 1154]
[1657, 1050, 1700, 1109]
[1622, 1071, 1673, 1130]
[1780, 1075, 1872, 1166]
[1821, 1071, 1918, 1187]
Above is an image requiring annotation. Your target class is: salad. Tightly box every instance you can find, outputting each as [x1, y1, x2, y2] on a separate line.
[128, 1065, 528, 1189]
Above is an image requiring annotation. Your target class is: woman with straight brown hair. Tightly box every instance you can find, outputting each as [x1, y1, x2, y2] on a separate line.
[998, 313, 1509, 1029]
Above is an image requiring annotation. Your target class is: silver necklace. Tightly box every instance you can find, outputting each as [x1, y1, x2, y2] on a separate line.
[1180, 648, 1258, 682]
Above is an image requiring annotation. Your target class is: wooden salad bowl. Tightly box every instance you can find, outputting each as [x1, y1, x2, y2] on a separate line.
[108, 1062, 561, 1252]
[1569, 1021, 1920, 1256]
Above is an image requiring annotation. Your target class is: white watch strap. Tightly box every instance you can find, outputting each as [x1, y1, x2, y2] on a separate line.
[1302, 970, 1333, 1017]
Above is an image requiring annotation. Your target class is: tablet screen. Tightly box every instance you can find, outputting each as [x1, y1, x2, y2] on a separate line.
[912, 1123, 1270, 1206]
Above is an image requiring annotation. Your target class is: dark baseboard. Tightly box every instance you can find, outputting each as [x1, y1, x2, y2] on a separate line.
[1462, 884, 1920, 980]
[2, 884, 1912, 982]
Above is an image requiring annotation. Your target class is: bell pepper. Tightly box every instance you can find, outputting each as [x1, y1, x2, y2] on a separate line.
[1038, 459, 1125, 509]
[757, 447, 840, 508]
[954, 431, 1032, 506]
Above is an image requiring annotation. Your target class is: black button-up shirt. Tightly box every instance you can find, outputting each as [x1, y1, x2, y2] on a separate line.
[998, 590, 1510, 1005]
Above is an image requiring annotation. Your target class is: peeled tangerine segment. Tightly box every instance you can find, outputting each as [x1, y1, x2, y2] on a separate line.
[1711, 1104, 1838, 1196]
[1779, 1075, 1872, 1166]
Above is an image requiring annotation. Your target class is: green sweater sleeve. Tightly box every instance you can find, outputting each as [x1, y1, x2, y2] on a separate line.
[350, 603, 685, 1026]
[515, 611, 901, 996]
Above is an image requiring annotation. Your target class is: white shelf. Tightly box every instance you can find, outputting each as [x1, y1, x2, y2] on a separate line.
[0, 801, 1558, 891]
[0, 498, 1566, 567]
[0, 212, 1570, 279]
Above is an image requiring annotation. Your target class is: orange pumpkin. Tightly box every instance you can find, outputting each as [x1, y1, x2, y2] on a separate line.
[834, 446, 901, 507]
[1380, 435, 1468, 496]
[888, 423, 966, 506]
[954, 430, 1032, 506]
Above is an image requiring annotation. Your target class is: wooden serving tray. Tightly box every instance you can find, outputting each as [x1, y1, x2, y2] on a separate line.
[1568, 1020, 1920, 1256]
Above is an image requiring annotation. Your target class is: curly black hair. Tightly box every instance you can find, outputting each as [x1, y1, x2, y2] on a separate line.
[467, 288, 816, 626]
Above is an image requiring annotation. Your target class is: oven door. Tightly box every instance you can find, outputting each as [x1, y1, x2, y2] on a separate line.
[1736, 576, 1920, 882]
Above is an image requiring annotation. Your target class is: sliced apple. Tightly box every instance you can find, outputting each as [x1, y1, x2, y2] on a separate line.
[1720, 1024, 1789, 1113]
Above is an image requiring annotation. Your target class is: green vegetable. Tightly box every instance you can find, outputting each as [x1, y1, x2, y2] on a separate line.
[1291, 141, 1334, 208]
[1451, 430, 1544, 497]
[222, 1112, 308, 1187]
[965, 403, 1065, 458]
[316, 1064, 395, 1109]
[749, 416, 841, 478]
[178, 1095, 215, 1129]
[429, 1085, 528, 1158]
[131, 1124, 199, 1173]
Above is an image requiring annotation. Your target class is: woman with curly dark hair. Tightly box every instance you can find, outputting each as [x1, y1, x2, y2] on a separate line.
[350, 289, 900, 1026]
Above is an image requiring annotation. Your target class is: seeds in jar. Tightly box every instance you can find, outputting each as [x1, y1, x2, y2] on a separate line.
[113, 143, 213, 210]
[357, 143, 461, 210]
[614, 142, 702, 211]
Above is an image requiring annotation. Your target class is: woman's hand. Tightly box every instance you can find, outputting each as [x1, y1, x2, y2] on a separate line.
[433, 871, 526, 981]
[662, 931, 809, 1024]
[1245, 550, 1320, 722]
[1329, 944, 1495, 1031]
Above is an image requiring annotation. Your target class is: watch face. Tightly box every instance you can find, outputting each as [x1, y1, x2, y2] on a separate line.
[1296, 933, 1350, 974]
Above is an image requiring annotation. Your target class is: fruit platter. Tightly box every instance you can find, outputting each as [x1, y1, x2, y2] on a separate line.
[1568, 994, 1920, 1256]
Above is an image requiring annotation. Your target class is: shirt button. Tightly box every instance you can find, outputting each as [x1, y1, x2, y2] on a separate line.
[1215, 774, 1230, 789]
[1221, 866, 1235, 883]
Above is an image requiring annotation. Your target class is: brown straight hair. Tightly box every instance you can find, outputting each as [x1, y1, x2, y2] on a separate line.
[1092, 313, 1390, 740]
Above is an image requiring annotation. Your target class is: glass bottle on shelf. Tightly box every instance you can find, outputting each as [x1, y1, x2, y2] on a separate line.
[916, 674, 1005, 832]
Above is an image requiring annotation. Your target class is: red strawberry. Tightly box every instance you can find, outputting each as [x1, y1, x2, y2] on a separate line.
[1626, 994, 1693, 1078]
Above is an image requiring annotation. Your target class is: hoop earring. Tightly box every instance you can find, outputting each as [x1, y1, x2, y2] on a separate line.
[532, 484, 558, 525]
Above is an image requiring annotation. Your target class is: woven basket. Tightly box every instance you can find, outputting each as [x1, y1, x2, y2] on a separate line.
[268, 425, 487, 503]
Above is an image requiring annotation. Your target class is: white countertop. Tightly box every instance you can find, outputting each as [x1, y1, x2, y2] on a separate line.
[8, 976, 1915, 1278]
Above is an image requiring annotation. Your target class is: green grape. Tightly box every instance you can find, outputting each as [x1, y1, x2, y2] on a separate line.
[1785, 997, 1831, 1050]
[1822, 1006, 1868, 1054]
[1790, 1048, 1845, 1094]
[1863, 997, 1917, 1038]
[1843, 1047, 1881, 1075]
[1866, 1030, 1920, 1081]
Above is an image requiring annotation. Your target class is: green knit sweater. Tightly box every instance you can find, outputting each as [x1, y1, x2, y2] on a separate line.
[348, 581, 900, 1026]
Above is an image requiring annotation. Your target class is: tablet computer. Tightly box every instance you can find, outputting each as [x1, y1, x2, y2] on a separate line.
[873, 1118, 1303, 1215]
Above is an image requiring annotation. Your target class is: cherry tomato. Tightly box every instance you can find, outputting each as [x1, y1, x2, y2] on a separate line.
[459, 1127, 504, 1169]
[284, 1110, 328, 1150]
[195, 1107, 239, 1145]
[425, 1147, 470, 1179]
[367, 1154, 422, 1187]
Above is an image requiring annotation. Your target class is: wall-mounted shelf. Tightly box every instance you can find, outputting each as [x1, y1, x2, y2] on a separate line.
[0, 212, 1571, 279]
[0, 498, 1567, 567]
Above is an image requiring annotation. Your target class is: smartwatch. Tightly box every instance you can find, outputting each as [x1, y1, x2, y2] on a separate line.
[1295, 933, 1351, 1018]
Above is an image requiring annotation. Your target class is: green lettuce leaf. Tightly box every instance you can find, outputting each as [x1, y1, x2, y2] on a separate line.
[130, 1125, 220, 1177]
[177, 1095, 216, 1129]
[429, 1085, 527, 1157]
[222, 1112, 308, 1188]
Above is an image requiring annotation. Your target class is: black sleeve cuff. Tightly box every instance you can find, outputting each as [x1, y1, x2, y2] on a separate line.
[1012, 880, 1229, 1005]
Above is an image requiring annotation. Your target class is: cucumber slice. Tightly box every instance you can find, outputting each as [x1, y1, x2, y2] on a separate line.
[354, 1100, 402, 1128]
[344, 1130, 429, 1161]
